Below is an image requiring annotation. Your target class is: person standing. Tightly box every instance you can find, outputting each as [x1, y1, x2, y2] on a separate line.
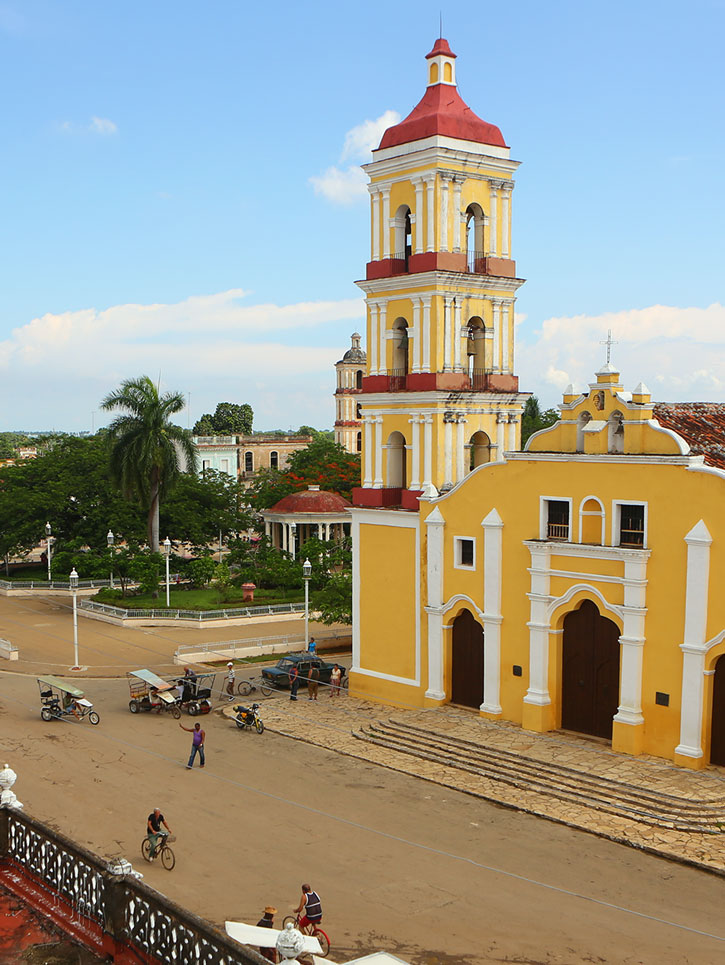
[180, 721, 205, 769]
[307, 636, 317, 654]
[225, 661, 236, 700]
[146, 807, 171, 861]
[289, 663, 300, 701]
[256, 906, 278, 963]
[308, 665, 319, 701]
[329, 664, 341, 698]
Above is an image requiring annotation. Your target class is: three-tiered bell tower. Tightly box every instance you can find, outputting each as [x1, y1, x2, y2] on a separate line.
[352, 38, 529, 507]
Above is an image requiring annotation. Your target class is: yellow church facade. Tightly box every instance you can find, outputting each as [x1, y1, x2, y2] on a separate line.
[350, 38, 725, 771]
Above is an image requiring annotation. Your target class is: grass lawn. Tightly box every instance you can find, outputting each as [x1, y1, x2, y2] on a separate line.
[92, 585, 306, 610]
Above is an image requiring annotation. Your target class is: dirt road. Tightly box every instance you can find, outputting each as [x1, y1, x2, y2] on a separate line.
[1, 668, 724, 965]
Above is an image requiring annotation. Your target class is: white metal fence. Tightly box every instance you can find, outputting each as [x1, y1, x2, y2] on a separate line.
[79, 599, 306, 621]
[0, 578, 113, 590]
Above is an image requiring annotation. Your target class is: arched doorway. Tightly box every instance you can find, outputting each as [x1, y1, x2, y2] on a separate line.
[561, 600, 620, 739]
[710, 656, 725, 765]
[386, 431, 407, 488]
[451, 609, 484, 709]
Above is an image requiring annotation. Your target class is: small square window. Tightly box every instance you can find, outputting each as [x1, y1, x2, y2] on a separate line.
[454, 537, 475, 569]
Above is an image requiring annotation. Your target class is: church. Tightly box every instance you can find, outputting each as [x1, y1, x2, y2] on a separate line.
[348, 37, 725, 771]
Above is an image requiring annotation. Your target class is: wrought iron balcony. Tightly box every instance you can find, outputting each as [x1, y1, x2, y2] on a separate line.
[389, 368, 407, 391]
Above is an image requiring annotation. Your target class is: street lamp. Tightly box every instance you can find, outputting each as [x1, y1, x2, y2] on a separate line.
[163, 537, 171, 608]
[45, 522, 52, 582]
[107, 530, 115, 589]
[69, 568, 80, 670]
[302, 558, 312, 652]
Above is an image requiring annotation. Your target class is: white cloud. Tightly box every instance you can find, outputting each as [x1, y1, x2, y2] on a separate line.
[310, 110, 400, 206]
[0, 290, 365, 431]
[517, 303, 725, 406]
[89, 116, 118, 135]
[309, 165, 368, 204]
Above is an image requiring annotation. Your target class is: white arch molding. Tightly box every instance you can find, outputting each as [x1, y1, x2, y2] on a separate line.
[546, 582, 625, 625]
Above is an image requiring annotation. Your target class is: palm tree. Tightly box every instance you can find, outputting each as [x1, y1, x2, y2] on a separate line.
[101, 376, 197, 552]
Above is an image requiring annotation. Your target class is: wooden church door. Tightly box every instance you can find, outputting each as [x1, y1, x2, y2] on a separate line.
[561, 600, 621, 739]
[451, 609, 484, 709]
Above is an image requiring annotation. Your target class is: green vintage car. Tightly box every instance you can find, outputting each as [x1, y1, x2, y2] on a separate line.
[261, 653, 346, 690]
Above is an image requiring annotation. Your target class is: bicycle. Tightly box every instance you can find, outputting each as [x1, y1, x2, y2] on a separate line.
[141, 831, 176, 870]
[236, 675, 274, 698]
[282, 914, 330, 957]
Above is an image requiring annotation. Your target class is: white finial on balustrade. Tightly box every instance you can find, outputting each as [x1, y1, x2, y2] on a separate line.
[0, 763, 22, 810]
[276, 921, 306, 961]
[107, 857, 143, 880]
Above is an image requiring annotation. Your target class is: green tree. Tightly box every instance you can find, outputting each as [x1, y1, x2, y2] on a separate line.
[521, 396, 560, 447]
[160, 469, 253, 550]
[313, 572, 352, 625]
[193, 414, 215, 435]
[101, 376, 197, 553]
[188, 556, 217, 587]
[193, 402, 254, 435]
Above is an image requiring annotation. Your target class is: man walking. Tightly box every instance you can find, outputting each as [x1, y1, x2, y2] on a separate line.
[225, 661, 235, 700]
[179, 721, 205, 769]
[308, 665, 319, 700]
[289, 663, 300, 701]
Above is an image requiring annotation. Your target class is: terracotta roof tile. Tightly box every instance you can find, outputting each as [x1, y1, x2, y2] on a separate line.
[653, 403, 725, 470]
[268, 487, 351, 514]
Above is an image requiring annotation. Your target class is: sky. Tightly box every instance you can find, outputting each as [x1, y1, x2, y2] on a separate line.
[1, 0, 724, 432]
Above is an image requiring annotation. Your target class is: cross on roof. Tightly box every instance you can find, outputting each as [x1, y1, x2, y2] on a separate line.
[600, 329, 618, 365]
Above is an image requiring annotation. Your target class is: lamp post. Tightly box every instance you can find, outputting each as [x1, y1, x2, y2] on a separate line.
[302, 558, 312, 652]
[45, 522, 52, 582]
[163, 537, 171, 608]
[107, 530, 114, 588]
[69, 568, 80, 670]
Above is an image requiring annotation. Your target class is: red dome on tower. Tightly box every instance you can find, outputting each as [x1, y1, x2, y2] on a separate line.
[377, 38, 507, 152]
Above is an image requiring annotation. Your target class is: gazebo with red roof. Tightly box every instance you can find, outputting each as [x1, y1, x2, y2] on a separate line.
[262, 485, 352, 557]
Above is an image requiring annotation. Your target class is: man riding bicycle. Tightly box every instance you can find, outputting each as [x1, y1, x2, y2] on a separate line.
[146, 808, 171, 861]
[294, 883, 323, 930]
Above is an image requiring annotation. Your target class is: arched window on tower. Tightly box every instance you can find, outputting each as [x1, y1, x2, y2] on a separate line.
[466, 316, 487, 389]
[391, 317, 409, 388]
[466, 203, 486, 272]
[356, 431, 362, 452]
[393, 205, 412, 271]
[429, 62, 439, 84]
[386, 431, 407, 489]
[356, 369, 363, 389]
[356, 403, 362, 419]
[468, 431, 491, 471]
[576, 411, 592, 453]
[608, 410, 624, 454]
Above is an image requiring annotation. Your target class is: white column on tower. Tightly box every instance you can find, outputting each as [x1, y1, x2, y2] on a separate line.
[381, 187, 391, 259]
[501, 181, 512, 259]
[370, 188, 381, 261]
[453, 298, 463, 372]
[373, 416, 384, 488]
[423, 415, 434, 490]
[496, 412, 507, 461]
[425, 175, 436, 252]
[411, 297, 422, 373]
[378, 300, 387, 375]
[363, 417, 373, 486]
[444, 415, 453, 487]
[440, 175, 450, 251]
[507, 413, 518, 452]
[500, 297, 509, 374]
[443, 295, 453, 372]
[488, 180, 500, 256]
[409, 416, 421, 490]
[369, 302, 379, 375]
[413, 178, 424, 254]
[452, 177, 464, 252]
[456, 415, 467, 483]
[492, 299, 502, 373]
[422, 295, 432, 372]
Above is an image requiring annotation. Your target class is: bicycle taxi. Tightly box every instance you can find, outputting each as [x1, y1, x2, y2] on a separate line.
[176, 671, 215, 716]
[127, 669, 181, 718]
[38, 676, 100, 725]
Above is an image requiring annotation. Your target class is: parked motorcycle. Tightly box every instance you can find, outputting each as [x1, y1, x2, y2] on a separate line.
[233, 703, 264, 734]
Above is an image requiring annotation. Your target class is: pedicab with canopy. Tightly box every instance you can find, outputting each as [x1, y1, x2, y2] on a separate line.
[38, 675, 100, 725]
[127, 669, 181, 718]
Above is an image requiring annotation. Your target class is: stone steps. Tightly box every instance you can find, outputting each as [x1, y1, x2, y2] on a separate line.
[354, 719, 725, 833]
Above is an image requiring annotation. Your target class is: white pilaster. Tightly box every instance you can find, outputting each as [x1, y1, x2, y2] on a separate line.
[501, 181, 512, 259]
[496, 411, 507, 461]
[381, 187, 391, 259]
[488, 180, 500, 256]
[363, 417, 373, 486]
[425, 176, 435, 252]
[492, 299, 501, 373]
[507, 413, 517, 453]
[423, 416, 433, 490]
[453, 298, 463, 372]
[501, 299, 509, 374]
[676, 520, 713, 760]
[411, 297, 422, 373]
[409, 416, 421, 490]
[370, 189, 381, 261]
[369, 302, 379, 375]
[413, 178, 424, 254]
[524, 543, 553, 710]
[613, 555, 648, 727]
[455, 415, 466, 483]
[444, 415, 453, 487]
[422, 295, 432, 372]
[378, 301, 387, 375]
[440, 175, 450, 251]
[373, 416, 384, 488]
[443, 295, 453, 372]
[481, 508, 504, 714]
[452, 177, 463, 252]
[425, 507, 446, 699]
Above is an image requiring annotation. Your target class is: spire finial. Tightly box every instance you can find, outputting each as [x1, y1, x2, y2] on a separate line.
[600, 329, 618, 365]
[439, 11, 443, 38]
